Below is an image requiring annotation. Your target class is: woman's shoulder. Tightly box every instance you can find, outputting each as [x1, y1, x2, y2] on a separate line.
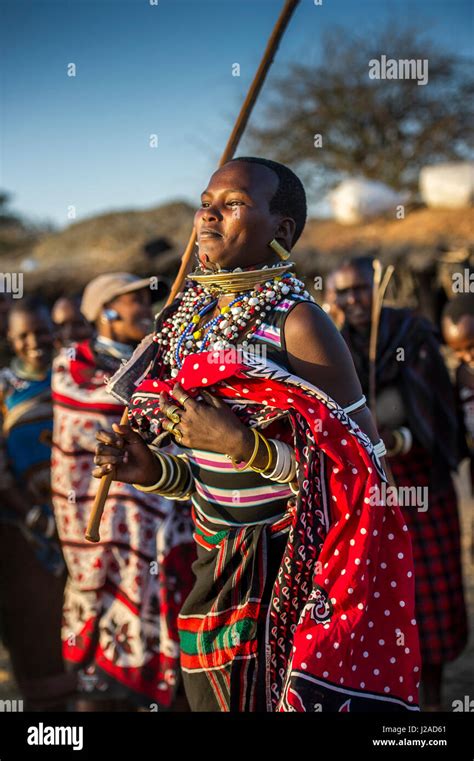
[283, 298, 353, 366]
[283, 298, 334, 335]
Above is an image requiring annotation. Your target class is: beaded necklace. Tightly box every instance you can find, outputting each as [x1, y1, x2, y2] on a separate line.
[154, 264, 311, 376]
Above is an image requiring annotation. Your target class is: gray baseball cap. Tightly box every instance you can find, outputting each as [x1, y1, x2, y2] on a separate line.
[80, 272, 151, 322]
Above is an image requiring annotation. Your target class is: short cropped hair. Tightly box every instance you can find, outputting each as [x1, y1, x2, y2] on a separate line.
[229, 156, 307, 246]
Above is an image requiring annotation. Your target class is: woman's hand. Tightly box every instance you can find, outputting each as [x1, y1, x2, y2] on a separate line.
[92, 424, 162, 485]
[159, 383, 253, 461]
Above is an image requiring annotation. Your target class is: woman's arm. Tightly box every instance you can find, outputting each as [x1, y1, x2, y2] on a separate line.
[283, 302, 392, 477]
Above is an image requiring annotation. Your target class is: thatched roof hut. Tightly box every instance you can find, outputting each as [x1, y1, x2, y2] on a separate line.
[5, 201, 195, 299]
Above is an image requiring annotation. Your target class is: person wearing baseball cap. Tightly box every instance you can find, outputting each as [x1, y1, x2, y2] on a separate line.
[80, 272, 154, 351]
[51, 272, 195, 710]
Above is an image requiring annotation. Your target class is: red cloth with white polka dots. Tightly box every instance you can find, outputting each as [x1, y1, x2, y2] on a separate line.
[131, 350, 421, 711]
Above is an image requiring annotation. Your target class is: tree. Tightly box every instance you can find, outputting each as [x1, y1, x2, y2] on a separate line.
[246, 24, 474, 194]
[0, 192, 22, 228]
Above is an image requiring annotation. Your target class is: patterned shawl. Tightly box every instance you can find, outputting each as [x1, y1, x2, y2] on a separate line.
[52, 339, 195, 706]
[108, 345, 421, 712]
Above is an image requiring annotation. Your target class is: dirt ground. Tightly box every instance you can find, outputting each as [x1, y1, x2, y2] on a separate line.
[1, 464, 473, 711]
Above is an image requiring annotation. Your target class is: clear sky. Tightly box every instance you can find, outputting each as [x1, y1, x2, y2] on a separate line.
[1, 0, 473, 228]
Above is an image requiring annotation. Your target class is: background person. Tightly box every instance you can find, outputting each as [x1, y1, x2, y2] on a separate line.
[51, 295, 93, 350]
[52, 273, 195, 710]
[442, 293, 474, 495]
[333, 256, 468, 711]
[0, 296, 73, 710]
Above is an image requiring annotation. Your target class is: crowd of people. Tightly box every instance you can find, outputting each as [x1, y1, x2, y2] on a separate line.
[0, 157, 471, 712]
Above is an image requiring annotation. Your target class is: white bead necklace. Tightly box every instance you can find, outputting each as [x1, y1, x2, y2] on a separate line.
[154, 271, 311, 376]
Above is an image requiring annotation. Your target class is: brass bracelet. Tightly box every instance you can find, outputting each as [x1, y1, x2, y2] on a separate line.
[227, 428, 261, 471]
[249, 430, 274, 474]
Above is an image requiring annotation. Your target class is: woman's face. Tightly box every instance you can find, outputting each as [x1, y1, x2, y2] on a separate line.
[194, 161, 294, 270]
[8, 309, 54, 373]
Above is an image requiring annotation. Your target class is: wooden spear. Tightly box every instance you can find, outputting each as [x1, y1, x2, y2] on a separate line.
[85, 0, 301, 542]
[367, 259, 396, 489]
[368, 259, 394, 426]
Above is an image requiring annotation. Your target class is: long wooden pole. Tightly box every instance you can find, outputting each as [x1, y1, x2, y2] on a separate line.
[368, 260, 394, 425]
[167, 0, 300, 305]
[368, 260, 396, 488]
[85, 0, 301, 542]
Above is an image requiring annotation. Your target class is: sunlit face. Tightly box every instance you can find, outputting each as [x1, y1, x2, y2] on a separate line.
[193, 161, 294, 270]
[333, 265, 373, 331]
[104, 289, 153, 344]
[8, 309, 54, 372]
[442, 314, 474, 368]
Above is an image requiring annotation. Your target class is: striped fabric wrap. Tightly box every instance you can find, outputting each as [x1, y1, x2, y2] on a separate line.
[51, 339, 196, 706]
[126, 349, 422, 712]
[184, 445, 293, 525]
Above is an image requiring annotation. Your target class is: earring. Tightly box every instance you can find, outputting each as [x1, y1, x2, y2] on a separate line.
[269, 239, 291, 261]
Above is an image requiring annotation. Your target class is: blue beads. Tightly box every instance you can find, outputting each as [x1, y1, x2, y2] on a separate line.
[175, 297, 217, 368]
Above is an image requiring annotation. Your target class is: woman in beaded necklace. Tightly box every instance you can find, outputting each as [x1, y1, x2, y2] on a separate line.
[93, 158, 421, 713]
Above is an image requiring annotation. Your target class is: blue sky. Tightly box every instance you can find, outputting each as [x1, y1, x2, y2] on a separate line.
[1, 0, 473, 228]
